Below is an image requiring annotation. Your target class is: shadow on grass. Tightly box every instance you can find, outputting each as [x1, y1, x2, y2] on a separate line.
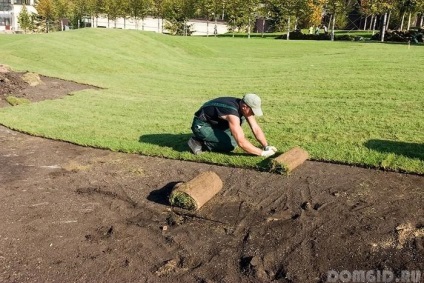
[147, 181, 181, 206]
[364, 139, 424, 160]
[139, 133, 278, 174]
[139, 133, 252, 157]
[365, 41, 424, 46]
[217, 33, 280, 39]
[255, 157, 274, 172]
[139, 133, 192, 152]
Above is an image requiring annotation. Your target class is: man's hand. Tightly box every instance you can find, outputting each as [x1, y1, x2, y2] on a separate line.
[264, 145, 277, 152]
[261, 148, 276, 157]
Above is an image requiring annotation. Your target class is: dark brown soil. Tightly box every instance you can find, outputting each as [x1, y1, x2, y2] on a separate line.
[0, 69, 423, 283]
[0, 66, 96, 107]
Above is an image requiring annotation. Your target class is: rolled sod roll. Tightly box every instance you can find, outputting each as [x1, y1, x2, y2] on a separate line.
[169, 171, 223, 210]
[271, 146, 309, 174]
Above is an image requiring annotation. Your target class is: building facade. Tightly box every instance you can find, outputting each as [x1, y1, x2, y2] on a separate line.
[0, 0, 37, 32]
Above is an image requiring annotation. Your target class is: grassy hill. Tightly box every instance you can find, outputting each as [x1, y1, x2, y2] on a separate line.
[0, 29, 423, 173]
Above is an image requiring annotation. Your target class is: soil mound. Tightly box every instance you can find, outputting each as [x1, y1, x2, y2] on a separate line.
[0, 71, 28, 96]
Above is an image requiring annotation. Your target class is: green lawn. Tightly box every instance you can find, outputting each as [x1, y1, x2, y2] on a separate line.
[0, 28, 423, 174]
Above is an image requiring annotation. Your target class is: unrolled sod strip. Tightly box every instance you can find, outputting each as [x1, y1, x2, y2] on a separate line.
[271, 146, 309, 174]
[169, 171, 223, 210]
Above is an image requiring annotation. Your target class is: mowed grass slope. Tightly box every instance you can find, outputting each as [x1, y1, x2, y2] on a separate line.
[0, 29, 423, 173]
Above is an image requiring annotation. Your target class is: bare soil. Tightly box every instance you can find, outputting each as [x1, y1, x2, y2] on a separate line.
[0, 69, 423, 283]
[0, 67, 94, 107]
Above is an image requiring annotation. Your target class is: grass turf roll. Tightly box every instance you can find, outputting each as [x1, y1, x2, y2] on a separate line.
[169, 171, 223, 210]
[271, 146, 309, 174]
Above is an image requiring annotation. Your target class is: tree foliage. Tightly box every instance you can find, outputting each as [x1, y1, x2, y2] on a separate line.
[128, 0, 152, 23]
[163, 0, 198, 34]
[18, 5, 32, 33]
[31, 0, 424, 34]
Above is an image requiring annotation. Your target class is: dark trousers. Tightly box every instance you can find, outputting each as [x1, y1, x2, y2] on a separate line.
[191, 117, 237, 152]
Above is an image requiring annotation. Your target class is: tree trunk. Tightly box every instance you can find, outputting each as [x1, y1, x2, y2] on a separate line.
[206, 19, 209, 37]
[331, 12, 336, 41]
[417, 13, 423, 27]
[287, 16, 290, 40]
[363, 16, 367, 30]
[401, 12, 405, 30]
[327, 14, 331, 29]
[369, 15, 374, 30]
[372, 15, 377, 35]
[386, 11, 391, 31]
[381, 12, 387, 42]
[407, 12, 412, 30]
[248, 16, 251, 39]
[328, 14, 333, 32]
[214, 15, 217, 37]
[157, 18, 160, 32]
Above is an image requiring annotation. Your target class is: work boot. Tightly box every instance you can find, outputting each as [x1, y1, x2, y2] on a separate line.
[188, 137, 203, 155]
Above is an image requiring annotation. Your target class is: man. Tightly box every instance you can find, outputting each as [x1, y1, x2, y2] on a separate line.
[188, 93, 277, 157]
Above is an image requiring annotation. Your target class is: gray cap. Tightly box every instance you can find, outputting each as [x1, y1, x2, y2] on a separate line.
[242, 93, 263, 116]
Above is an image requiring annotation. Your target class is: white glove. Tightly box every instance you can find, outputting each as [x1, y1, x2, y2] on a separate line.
[264, 145, 277, 152]
[261, 148, 276, 157]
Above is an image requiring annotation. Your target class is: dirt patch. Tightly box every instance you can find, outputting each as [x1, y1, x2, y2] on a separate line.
[0, 67, 97, 107]
[0, 70, 423, 283]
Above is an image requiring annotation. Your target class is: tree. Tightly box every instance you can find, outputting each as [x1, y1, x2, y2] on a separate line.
[91, 0, 106, 27]
[220, 0, 260, 38]
[324, 0, 349, 40]
[127, 0, 153, 30]
[35, 0, 54, 32]
[152, 0, 165, 32]
[69, 0, 89, 28]
[196, 0, 220, 36]
[103, 0, 122, 28]
[18, 4, 32, 33]
[360, 0, 374, 30]
[399, 0, 417, 29]
[416, 0, 424, 26]
[373, 0, 397, 41]
[265, 0, 308, 38]
[241, 0, 260, 38]
[225, 0, 244, 36]
[307, 0, 325, 27]
[263, 0, 284, 32]
[54, 0, 71, 30]
[163, 0, 198, 35]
